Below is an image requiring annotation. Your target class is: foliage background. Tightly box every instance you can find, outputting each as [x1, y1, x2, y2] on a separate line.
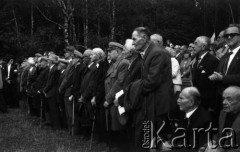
[0, 0, 240, 59]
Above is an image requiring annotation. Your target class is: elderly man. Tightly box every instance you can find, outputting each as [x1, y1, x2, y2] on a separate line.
[209, 25, 240, 127]
[200, 86, 240, 152]
[177, 87, 211, 128]
[215, 30, 229, 60]
[175, 87, 211, 149]
[191, 36, 219, 117]
[131, 27, 174, 150]
[43, 54, 61, 130]
[104, 41, 129, 151]
[59, 46, 84, 134]
[151, 34, 171, 57]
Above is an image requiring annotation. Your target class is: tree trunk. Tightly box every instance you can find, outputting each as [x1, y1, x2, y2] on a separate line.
[31, 0, 34, 37]
[64, 16, 69, 46]
[12, 8, 21, 47]
[72, 16, 77, 45]
[111, 0, 115, 41]
[84, 0, 88, 47]
[227, 0, 235, 24]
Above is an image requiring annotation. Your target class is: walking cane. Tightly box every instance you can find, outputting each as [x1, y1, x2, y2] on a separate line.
[40, 93, 43, 128]
[105, 109, 109, 132]
[71, 96, 75, 136]
[90, 107, 96, 150]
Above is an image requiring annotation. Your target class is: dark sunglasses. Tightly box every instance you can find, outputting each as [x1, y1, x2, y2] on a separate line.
[223, 33, 240, 38]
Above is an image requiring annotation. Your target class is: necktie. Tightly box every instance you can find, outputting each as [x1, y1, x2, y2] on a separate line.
[222, 51, 233, 75]
[183, 117, 190, 128]
[0, 67, 3, 89]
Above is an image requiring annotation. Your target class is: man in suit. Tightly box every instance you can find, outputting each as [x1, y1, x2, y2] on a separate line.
[209, 25, 240, 126]
[43, 54, 61, 130]
[56, 61, 68, 129]
[59, 46, 83, 134]
[199, 86, 240, 152]
[131, 27, 174, 150]
[32, 57, 49, 119]
[0, 58, 7, 113]
[175, 87, 211, 149]
[191, 36, 219, 117]
[3, 58, 18, 108]
[209, 25, 240, 92]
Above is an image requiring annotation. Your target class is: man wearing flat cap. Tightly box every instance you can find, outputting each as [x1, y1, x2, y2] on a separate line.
[43, 54, 61, 130]
[59, 46, 84, 134]
[32, 57, 50, 117]
[104, 41, 129, 151]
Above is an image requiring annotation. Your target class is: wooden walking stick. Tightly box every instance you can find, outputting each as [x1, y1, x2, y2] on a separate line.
[89, 107, 96, 150]
[40, 93, 43, 128]
[71, 96, 75, 136]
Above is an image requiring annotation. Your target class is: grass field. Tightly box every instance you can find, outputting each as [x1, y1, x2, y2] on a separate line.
[0, 108, 108, 152]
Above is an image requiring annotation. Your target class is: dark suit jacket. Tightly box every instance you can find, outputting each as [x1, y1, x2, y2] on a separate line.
[32, 67, 49, 93]
[192, 52, 219, 109]
[44, 64, 60, 98]
[173, 106, 212, 149]
[217, 48, 240, 88]
[140, 42, 174, 120]
[2, 63, 18, 84]
[216, 110, 240, 151]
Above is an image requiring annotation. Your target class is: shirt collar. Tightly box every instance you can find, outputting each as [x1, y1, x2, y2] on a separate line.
[186, 106, 198, 118]
[140, 42, 151, 57]
[230, 46, 240, 55]
[199, 51, 208, 60]
[49, 64, 54, 70]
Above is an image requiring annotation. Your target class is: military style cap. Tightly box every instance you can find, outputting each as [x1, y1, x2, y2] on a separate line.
[107, 42, 123, 51]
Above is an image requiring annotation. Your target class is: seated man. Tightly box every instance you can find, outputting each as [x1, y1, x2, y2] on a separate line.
[200, 86, 240, 152]
[173, 87, 212, 149]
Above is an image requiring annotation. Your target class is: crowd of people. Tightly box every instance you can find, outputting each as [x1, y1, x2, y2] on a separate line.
[0, 25, 240, 152]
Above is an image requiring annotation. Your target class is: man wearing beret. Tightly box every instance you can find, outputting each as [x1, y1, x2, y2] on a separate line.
[131, 27, 174, 150]
[104, 41, 129, 151]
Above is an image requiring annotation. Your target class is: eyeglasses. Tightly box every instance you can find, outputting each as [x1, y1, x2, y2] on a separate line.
[223, 33, 240, 39]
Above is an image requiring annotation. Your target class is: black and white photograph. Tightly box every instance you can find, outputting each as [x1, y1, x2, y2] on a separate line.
[0, 0, 240, 151]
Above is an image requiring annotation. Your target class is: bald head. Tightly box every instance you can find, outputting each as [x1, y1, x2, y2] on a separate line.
[177, 87, 201, 113]
[151, 34, 163, 47]
[196, 36, 210, 49]
[223, 86, 240, 113]
[83, 49, 92, 57]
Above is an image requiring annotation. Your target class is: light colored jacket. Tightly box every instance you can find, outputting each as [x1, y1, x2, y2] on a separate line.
[171, 57, 182, 93]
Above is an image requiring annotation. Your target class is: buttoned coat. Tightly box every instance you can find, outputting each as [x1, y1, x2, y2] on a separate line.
[105, 55, 129, 131]
[44, 64, 60, 98]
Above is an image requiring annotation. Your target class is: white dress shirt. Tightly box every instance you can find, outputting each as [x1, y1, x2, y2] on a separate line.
[186, 106, 198, 118]
[226, 46, 240, 73]
[7, 64, 11, 78]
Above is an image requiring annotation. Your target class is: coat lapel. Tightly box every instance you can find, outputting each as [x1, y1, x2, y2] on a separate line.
[226, 48, 240, 74]
[143, 42, 154, 61]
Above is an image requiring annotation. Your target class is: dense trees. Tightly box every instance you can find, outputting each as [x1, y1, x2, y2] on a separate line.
[0, 0, 239, 58]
